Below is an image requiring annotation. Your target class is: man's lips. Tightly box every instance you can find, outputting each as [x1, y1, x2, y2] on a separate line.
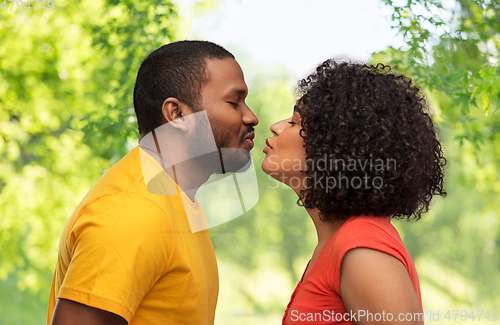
[244, 132, 255, 150]
[245, 132, 255, 141]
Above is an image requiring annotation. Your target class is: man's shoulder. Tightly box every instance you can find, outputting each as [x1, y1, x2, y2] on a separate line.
[89, 146, 143, 197]
[71, 147, 167, 220]
[66, 146, 192, 234]
[79, 146, 165, 207]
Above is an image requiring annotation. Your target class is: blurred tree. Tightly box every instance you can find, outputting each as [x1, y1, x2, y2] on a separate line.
[0, 0, 177, 323]
[381, 0, 499, 144]
[374, 0, 500, 309]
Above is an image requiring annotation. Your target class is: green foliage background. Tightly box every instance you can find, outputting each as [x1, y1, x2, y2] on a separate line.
[0, 0, 499, 324]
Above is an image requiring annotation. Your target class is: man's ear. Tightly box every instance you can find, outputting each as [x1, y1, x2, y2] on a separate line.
[161, 97, 190, 132]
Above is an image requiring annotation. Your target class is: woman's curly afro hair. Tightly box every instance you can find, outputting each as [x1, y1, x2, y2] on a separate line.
[296, 59, 446, 222]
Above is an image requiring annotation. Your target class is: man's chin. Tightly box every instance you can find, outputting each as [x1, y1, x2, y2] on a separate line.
[218, 148, 251, 173]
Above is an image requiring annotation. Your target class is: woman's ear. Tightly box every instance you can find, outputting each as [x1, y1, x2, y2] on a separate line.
[161, 97, 189, 132]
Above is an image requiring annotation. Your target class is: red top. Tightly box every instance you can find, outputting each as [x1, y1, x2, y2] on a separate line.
[282, 215, 423, 324]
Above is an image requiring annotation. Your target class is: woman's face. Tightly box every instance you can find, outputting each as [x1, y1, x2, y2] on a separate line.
[262, 109, 307, 190]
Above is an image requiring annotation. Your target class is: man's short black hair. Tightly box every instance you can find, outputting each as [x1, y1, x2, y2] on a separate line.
[133, 40, 235, 135]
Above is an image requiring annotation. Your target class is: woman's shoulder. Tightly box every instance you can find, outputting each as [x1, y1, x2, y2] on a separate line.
[333, 215, 403, 246]
[327, 215, 410, 270]
[324, 215, 416, 294]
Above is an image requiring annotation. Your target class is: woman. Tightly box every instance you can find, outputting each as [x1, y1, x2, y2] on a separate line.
[262, 60, 446, 324]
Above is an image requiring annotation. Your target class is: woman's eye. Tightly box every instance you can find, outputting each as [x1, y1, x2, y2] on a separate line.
[288, 121, 295, 126]
[228, 102, 238, 107]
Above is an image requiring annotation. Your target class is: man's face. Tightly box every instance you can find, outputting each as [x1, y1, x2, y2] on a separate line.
[196, 58, 259, 172]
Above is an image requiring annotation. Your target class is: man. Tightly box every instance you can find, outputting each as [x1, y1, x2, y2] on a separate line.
[47, 40, 258, 325]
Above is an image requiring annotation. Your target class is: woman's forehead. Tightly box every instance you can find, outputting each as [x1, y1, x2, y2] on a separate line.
[293, 98, 305, 113]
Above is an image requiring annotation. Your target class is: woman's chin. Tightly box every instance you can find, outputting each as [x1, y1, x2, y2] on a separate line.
[261, 166, 275, 178]
[261, 159, 273, 175]
[261, 162, 283, 179]
[261, 169, 306, 191]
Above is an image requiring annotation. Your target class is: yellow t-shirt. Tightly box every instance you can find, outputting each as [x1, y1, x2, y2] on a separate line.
[47, 146, 219, 324]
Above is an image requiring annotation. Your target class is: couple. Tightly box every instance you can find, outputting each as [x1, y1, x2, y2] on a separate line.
[47, 40, 445, 325]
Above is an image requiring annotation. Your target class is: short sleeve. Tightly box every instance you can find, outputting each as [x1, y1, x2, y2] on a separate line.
[58, 191, 172, 322]
[327, 218, 408, 295]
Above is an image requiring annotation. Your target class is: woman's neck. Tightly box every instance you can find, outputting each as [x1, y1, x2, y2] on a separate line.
[293, 185, 345, 245]
[305, 208, 345, 246]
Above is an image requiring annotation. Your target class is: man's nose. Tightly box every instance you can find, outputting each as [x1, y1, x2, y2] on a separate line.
[242, 104, 259, 126]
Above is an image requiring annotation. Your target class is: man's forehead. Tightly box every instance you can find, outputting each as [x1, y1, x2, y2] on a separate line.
[204, 58, 248, 94]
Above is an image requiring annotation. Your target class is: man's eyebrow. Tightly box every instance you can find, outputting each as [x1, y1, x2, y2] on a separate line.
[225, 87, 248, 97]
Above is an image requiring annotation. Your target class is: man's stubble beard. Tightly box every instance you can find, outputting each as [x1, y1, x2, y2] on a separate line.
[188, 110, 251, 174]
